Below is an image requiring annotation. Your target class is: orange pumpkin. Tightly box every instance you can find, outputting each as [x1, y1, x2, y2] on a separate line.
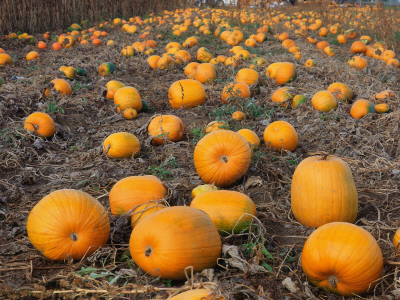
[123, 108, 137, 120]
[302, 222, 383, 295]
[393, 228, 400, 254]
[129, 206, 221, 280]
[130, 202, 165, 229]
[102, 132, 140, 159]
[106, 80, 125, 100]
[266, 62, 283, 79]
[292, 94, 307, 108]
[190, 190, 256, 234]
[109, 175, 167, 215]
[184, 62, 200, 76]
[193, 63, 216, 84]
[275, 62, 296, 85]
[237, 129, 260, 150]
[316, 41, 329, 50]
[374, 103, 390, 113]
[263, 121, 298, 152]
[169, 288, 224, 300]
[311, 91, 337, 112]
[114, 86, 142, 112]
[350, 41, 367, 53]
[348, 56, 368, 69]
[0, 53, 13, 66]
[337, 34, 347, 44]
[291, 155, 358, 227]
[205, 121, 229, 133]
[168, 79, 206, 109]
[191, 184, 218, 199]
[45, 79, 72, 97]
[24, 112, 55, 138]
[194, 130, 251, 187]
[26, 51, 39, 61]
[58, 35, 76, 48]
[271, 87, 294, 107]
[148, 115, 184, 145]
[350, 99, 375, 119]
[232, 111, 246, 120]
[327, 82, 353, 102]
[27, 189, 110, 260]
[235, 68, 259, 86]
[221, 82, 250, 103]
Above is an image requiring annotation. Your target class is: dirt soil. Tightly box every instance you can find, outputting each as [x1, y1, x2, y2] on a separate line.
[0, 6, 399, 299]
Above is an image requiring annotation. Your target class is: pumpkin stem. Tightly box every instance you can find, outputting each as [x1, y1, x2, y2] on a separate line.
[220, 155, 228, 163]
[328, 275, 338, 288]
[70, 232, 78, 241]
[320, 152, 329, 160]
[145, 246, 153, 257]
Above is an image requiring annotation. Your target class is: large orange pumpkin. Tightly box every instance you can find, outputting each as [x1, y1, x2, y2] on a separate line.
[302, 222, 383, 295]
[148, 115, 184, 145]
[129, 206, 221, 280]
[102, 132, 140, 159]
[109, 175, 167, 215]
[114, 86, 142, 112]
[275, 62, 296, 85]
[27, 189, 110, 260]
[291, 155, 358, 228]
[194, 130, 251, 187]
[263, 121, 298, 152]
[235, 68, 259, 86]
[168, 79, 206, 109]
[192, 63, 216, 84]
[24, 112, 55, 138]
[190, 190, 256, 234]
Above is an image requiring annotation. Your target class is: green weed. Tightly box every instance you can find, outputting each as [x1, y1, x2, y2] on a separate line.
[45, 100, 64, 114]
[0, 128, 26, 148]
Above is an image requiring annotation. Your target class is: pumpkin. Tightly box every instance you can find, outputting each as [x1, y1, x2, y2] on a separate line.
[114, 86, 142, 112]
[281, 39, 296, 49]
[192, 63, 216, 84]
[191, 190, 256, 235]
[337, 34, 347, 44]
[123, 108, 137, 120]
[351, 41, 367, 53]
[102, 132, 140, 159]
[59, 66, 77, 80]
[148, 115, 184, 145]
[45, 79, 72, 97]
[0, 53, 13, 66]
[311, 91, 337, 112]
[316, 41, 329, 50]
[130, 202, 165, 229]
[237, 129, 260, 150]
[191, 184, 218, 199]
[24, 112, 55, 138]
[27, 189, 110, 260]
[205, 121, 229, 133]
[263, 121, 298, 152]
[350, 99, 375, 119]
[291, 155, 358, 228]
[374, 90, 395, 102]
[184, 62, 200, 76]
[168, 79, 206, 109]
[147, 55, 160, 69]
[374, 103, 390, 113]
[174, 50, 191, 64]
[232, 111, 246, 120]
[245, 38, 257, 47]
[194, 130, 251, 187]
[37, 41, 47, 50]
[106, 80, 125, 100]
[275, 62, 296, 85]
[393, 228, 400, 254]
[302, 222, 383, 295]
[235, 68, 259, 86]
[58, 35, 76, 48]
[266, 62, 283, 79]
[121, 46, 135, 57]
[348, 56, 368, 69]
[292, 94, 307, 108]
[323, 46, 335, 57]
[221, 82, 250, 103]
[129, 206, 221, 280]
[327, 82, 353, 102]
[26, 51, 39, 61]
[271, 87, 293, 107]
[98, 62, 116, 76]
[168, 288, 224, 300]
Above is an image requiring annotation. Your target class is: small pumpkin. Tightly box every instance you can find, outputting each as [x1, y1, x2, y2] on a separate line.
[114, 86, 142, 112]
[327, 82, 353, 102]
[350, 99, 375, 119]
[98, 62, 116, 76]
[27, 189, 110, 260]
[374, 103, 390, 113]
[263, 120, 298, 152]
[59, 66, 77, 80]
[102, 132, 140, 159]
[184, 62, 200, 76]
[24, 112, 55, 138]
[129, 206, 221, 280]
[190, 190, 256, 234]
[192, 63, 216, 84]
[205, 121, 229, 133]
[221, 82, 250, 103]
[266, 62, 283, 79]
[148, 115, 184, 145]
[237, 129, 260, 150]
[45, 79, 72, 97]
[106, 80, 125, 100]
[26, 51, 39, 61]
[168, 79, 206, 109]
[302, 222, 383, 295]
[348, 56, 368, 69]
[123, 108, 137, 120]
[236, 68, 259, 86]
[191, 184, 218, 199]
[275, 62, 296, 85]
[232, 111, 246, 120]
[271, 87, 294, 107]
[311, 91, 337, 112]
[304, 59, 315, 68]
[292, 94, 307, 108]
[0, 53, 13, 66]
[194, 130, 251, 187]
[350, 41, 367, 53]
[291, 155, 358, 228]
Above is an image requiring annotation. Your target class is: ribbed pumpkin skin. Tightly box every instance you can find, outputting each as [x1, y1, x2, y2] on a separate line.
[291, 155, 358, 228]
[27, 189, 110, 260]
[168, 79, 206, 109]
[263, 121, 298, 152]
[302, 222, 383, 296]
[148, 115, 184, 145]
[275, 62, 296, 85]
[235, 68, 259, 86]
[129, 206, 221, 280]
[311, 91, 338, 112]
[24, 112, 55, 138]
[169, 289, 224, 300]
[114, 86, 142, 112]
[193, 63, 216, 84]
[237, 129, 260, 150]
[102, 132, 140, 158]
[194, 130, 251, 187]
[190, 190, 256, 234]
[109, 175, 167, 215]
